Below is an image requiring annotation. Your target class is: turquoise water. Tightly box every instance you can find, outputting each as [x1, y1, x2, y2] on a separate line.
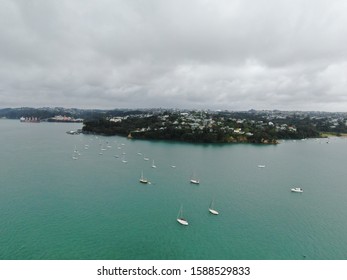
[1, 119, 347, 260]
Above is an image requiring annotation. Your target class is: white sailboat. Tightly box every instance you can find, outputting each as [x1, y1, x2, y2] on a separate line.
[190, 179, 199, 184]
[190, 173, 200, 184]
[139, 171, 148, 184]
[151, 160, 157, 168]
[177, 205, 189, 226]
[72, 145, 79, 160]
[121, 155, 128, 163]
[208, 199, 219, 215]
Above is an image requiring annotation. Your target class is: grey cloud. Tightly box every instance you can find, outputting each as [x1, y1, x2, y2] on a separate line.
[1, 0, 347, 111]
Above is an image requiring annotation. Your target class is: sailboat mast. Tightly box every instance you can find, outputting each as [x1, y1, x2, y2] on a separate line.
[177, 205, 183, 219]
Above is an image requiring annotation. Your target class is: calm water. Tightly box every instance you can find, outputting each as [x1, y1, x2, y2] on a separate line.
[0, 119, 347, 260]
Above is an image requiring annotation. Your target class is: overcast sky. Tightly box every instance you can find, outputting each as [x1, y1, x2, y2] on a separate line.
[1, 0, 347, 111]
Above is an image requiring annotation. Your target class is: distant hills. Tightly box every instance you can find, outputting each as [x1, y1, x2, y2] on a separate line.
[0, 107, 146, 121]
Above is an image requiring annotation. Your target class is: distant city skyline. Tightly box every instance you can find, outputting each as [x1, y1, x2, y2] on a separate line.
[1, 0, 346, 111]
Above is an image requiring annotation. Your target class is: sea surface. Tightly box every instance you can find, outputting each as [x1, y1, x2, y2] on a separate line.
[0, 119, 347, 260]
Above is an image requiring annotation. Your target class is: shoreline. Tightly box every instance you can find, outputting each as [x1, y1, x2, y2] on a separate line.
[82, 130, 284, 145]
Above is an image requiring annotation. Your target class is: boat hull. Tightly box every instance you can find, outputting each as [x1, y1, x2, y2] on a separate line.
[209, 208, 219, 215]
[291, 188, 303, 193]
[177, 218, 189, 226]
[139, 179, 148, 184]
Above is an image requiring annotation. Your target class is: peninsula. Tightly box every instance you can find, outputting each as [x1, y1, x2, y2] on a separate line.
[82, 109, 347, 144]
[1, 107, 346, 144]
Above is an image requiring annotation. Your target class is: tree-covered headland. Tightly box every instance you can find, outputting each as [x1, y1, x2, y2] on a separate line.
[2, 107, 346, 144]
[82, 110, 347, 144]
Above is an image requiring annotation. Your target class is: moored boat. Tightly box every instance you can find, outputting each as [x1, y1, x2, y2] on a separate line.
[291, 187, 303, 193]
[190, 173, 200, 184]
[139, 171, 148, 184]
[20, 116, 40, 123]
[208, 199, 219, 215]
[177, 205, 189, 226]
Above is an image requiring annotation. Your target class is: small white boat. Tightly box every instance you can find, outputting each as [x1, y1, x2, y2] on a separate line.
[190, 179, 200, 184]
[291, 187, 303, 193]
[72, 145, 79, 158]
[208, 199, 219, 215]
[190, 172, 199, 184]
[151, 160, 157, 168]
[257, 165, 266, 168]
[177, 205, 189, 226]
[121, 156, 127, 163]
[209, 208, 219, 215]
[139, 171, 148, 184]
[177, 217, 189, 226]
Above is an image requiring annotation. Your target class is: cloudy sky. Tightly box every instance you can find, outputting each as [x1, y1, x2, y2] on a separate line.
[1, 0, 347, 111]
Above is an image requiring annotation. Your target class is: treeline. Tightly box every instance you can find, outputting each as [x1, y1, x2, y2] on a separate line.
[82, 117, 154, 137]
[83, 118, 239, 143]
[82, 116, 285, 144]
